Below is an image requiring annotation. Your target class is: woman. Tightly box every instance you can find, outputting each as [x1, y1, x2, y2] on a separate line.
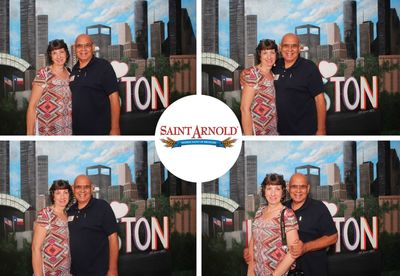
[26, 39, 72, 135]
[248, 174, 299, 276]
[241, 39, 278, 135]
[32, 180, 73, 276]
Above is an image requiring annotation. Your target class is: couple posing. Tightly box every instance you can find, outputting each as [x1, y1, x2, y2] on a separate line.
[241, 33, 326, 136]
[246, 173, 338, 276]
[26, 34, 120, 136]
[32, 176, 119, 276]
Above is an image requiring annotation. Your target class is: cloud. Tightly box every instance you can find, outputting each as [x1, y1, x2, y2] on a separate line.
[93, 142, 133, 163]
[93, 2, 132, 23]
[302, 2, 341, 23]
[37, 141, 86, 163]
[79, 12, 93, 19]
[246, 0, 293, 22]
[288, 12, 302, 19]
[301, 142, 341, 163]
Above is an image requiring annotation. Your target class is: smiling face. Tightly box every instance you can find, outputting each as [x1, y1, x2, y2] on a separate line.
[288, 173, 310, 205]
[51, 48, 67, 67]
[259, 49, 277, 70]
[53, 189, 70, 209]
[264, 184, 283, 205]
[73, 175, 93, 207]
[75, 34, 94, 64]
[280, 33, 300, 67]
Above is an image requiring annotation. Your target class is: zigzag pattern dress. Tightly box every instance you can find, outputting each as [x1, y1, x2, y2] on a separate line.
[252, 206, 298, 276]
[33, 67, 72, 135]
[242, 66, 278, 135]
[36, 207, 71, 276]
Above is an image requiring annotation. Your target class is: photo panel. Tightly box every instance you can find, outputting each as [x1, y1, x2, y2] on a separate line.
[202, 140, 400, 275]
[0, 0, 196, 135]
[0, 140, 196, 275]
[201, 0, 400, 135]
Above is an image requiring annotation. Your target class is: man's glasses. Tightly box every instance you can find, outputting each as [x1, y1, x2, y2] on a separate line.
[76, 42, 93, 50]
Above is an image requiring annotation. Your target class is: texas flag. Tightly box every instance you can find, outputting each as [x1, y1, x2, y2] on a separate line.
[13, 216, 24, 226]
[222, 216, 233, 225]
[221, 75, 233, 86]
[13, 75, 24, 86]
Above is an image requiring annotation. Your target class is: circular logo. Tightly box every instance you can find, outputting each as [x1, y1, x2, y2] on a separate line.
[155, 95, 243, 182]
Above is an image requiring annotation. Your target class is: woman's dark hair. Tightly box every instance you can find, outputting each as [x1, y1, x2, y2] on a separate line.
[46, 39, 70, 65]
[49, 179, 73, 205]
[255, 39, 278, 64]
[260, 173, 286, 201]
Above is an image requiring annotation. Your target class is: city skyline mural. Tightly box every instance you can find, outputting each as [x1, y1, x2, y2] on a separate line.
[217, 140, 400, 199]
[8, 0, 196, 56]
[7, 140, 158, 198]
[217, 0, 399, 57]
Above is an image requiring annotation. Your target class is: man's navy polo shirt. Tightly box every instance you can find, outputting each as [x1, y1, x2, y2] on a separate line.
[70, 56, 118, 135]
[272, 57, 324, 135]
[284, 197, 337, 276]
[67, 197, 118, 276]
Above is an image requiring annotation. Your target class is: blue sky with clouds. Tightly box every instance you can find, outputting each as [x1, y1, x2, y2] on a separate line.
[10, 0, 196, 57]
[9, 140, 158, 198]
[218, 140, 400, 199]
[218, 0, 400, 57]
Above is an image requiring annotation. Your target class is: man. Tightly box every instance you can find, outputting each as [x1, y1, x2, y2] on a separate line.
[67, 175, 119, 276]
[244, 173, 337, 275]
[274, 33, 326, 135]
[70, 34, 120, 135]
[284, 173, 337, 275]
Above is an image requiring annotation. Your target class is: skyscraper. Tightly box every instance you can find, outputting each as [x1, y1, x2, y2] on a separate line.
[343, 141, 357, 199]
[0, 0, 10, 53]
[20, 141, 36, 207]
[150, 161, 164, 197]
[134, 141, 148, 199]
[295, 24, 320, 60]
[202, 179, 219, 194]
[0, 141, 9, 194]
[150, 21, 165, 57]
[117, 23, 133, 45]
[378, 0, 390, 55]
[86, 24, 111, 59]
[343, 0, 357, 59]
[378, 141, 391, 195]
[230, 144, 245, 208]
[86, 165, 111, 201]
[360, 161, 373, 198]
[36, 155, 48, 195]
[327, 163, 341, 186]
[245, 155, 257, 196]
[360, 21, 374, 57]
[36, 15, 48, 56]
[390, 149, 400, 195]
[117, 163, 132, 186]
[21, 0, 36, 67]
[246, 15, 257, 59]
[229, 0, 245, 66]
[134, 0, 148, 59]
[326, 22, 341, 45]
[168, 0, 182, 55]
[202, 0, 218, 53]
[390, 8, 400, 55]
[181, 8, 196, 55]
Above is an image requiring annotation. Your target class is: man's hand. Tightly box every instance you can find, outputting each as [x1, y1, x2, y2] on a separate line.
[243, 248, 251, 264]
[289, 239, 304, 258]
